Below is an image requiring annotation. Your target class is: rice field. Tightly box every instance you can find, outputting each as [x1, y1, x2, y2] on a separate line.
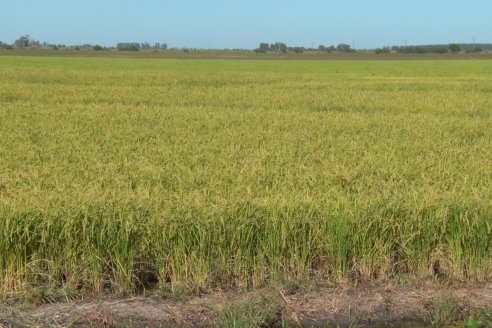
[0, 56, 491, 298]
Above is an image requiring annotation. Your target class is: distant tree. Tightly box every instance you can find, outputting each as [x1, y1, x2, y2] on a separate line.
[271, 42, 287, 53]
[153, 42, 167, 50]
[117, 43, 139, 51]
[280, 43, 287, 53]
[292, 47, 304, 53]
[74, 46, 81, 51]
[397, 46, 411, 53]
[256, 42, 269, 53]
[20, 35, 30, 47]
[93, 45, 104, 51]
[15, 35, 30, 48]
[449, 44, 461, 53]
[318, 45, 333, 53]
[428, 47, 447, 54]
[375, 47, 391, 54]
[336, 43, 352, 52]
[398, 46, 426, 54]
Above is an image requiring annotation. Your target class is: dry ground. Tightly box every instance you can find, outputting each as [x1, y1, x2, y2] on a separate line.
[1, 282, 491, 327]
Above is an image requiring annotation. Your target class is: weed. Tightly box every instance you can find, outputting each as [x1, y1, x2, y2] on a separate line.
[431, 297, 457, 328]
[219, 296, 280, 328]
[464, 308, 492, 328]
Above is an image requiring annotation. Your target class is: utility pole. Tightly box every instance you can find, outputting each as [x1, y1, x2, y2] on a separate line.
[473, 36, 475, 50]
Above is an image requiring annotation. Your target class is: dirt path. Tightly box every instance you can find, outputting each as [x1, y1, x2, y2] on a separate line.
[1, 282, 491, 327]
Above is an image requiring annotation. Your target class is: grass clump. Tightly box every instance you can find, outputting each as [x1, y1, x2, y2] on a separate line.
[430, 297, 458, 328]
[464, 309, 492, 328]
[219, 294, 280, 328]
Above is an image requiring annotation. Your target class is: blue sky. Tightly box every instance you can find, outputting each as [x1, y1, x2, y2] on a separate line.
[1, 0, 490, 49]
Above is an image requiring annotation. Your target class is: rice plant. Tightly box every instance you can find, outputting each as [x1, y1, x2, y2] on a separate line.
[0, 56, 491, 297]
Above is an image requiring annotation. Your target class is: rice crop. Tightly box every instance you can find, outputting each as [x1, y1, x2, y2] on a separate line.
[0, 56, 491, 297]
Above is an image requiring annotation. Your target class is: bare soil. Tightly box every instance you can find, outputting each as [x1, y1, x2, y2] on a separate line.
[1, 282, 491, 327]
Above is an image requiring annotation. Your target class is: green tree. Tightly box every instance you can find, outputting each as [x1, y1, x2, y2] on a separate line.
[272, 42, 287, 53]
[258, 43, 269, 53]
[449, 44, 461, 53]
[336, 43, 352, 52]
[15, 35, 30, 48]
[375, 47, 391, 54]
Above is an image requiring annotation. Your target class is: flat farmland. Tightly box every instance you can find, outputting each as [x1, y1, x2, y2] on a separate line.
[1, 56, 491, 298]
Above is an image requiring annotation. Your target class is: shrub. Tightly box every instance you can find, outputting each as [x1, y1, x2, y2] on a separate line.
[117, 45, 139, 51]
[375, 47, 391, 54]
[449, 44, 461, 54]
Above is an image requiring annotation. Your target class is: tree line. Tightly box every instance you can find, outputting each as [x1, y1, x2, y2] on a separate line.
[255, 42, 355, 53]
[375, 44, 483, 54]
[256, 42, 487, 54]
[116, 43, 168, 51]
[0, 35, 169, 52]
[1, 35, 490, 54]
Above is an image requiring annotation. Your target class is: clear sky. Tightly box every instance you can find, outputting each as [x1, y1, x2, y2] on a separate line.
[1, 0, 490, 49]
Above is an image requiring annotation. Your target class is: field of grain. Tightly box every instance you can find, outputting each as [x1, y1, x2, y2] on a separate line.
[0, 56, 491, 298]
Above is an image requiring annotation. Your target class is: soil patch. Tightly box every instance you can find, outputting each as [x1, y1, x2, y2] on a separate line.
[1, 282, 491, 327]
